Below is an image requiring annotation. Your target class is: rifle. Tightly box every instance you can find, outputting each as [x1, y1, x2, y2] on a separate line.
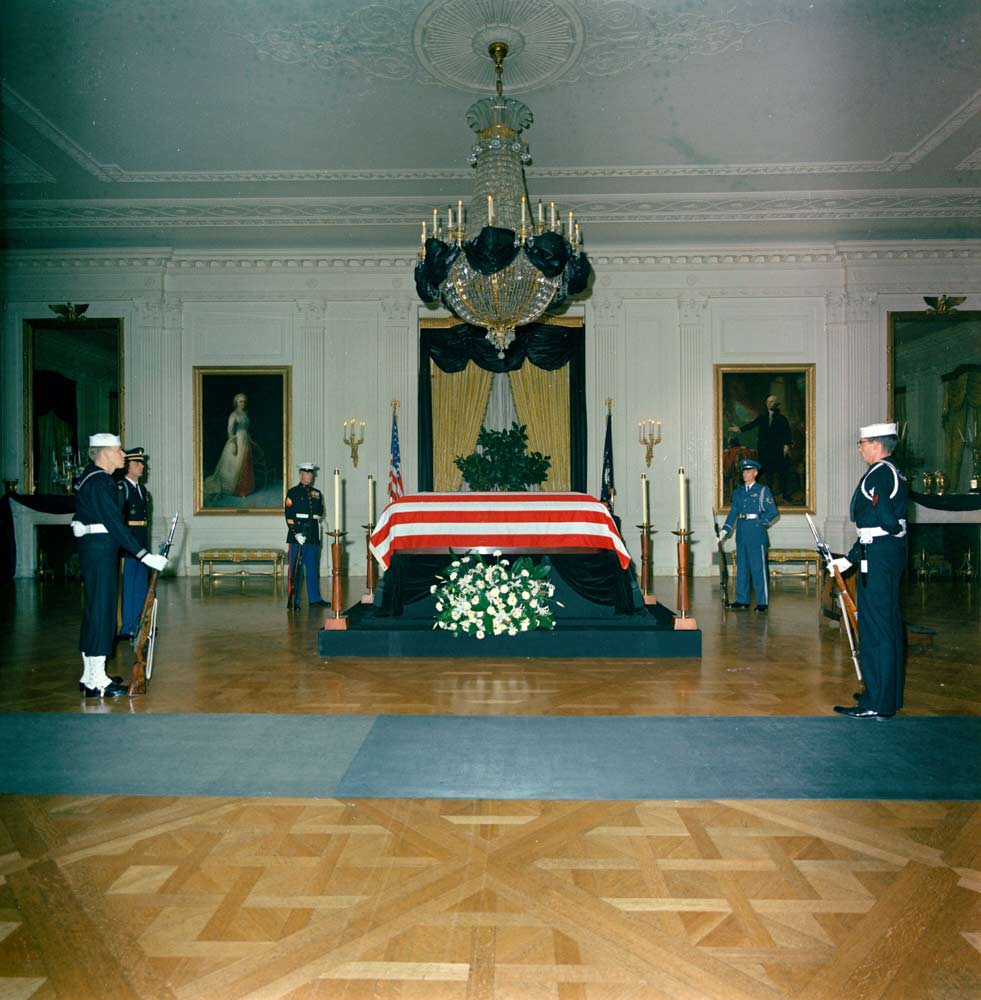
[805, 513, 863, 687]
[128, 513, 179, 696]
[287, 538, 304, 609]
[712, 512, 729, 607]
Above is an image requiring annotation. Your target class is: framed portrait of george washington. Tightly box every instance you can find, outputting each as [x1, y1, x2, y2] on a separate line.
[714, 364, 815, 513]
[193, 366, 291, 514]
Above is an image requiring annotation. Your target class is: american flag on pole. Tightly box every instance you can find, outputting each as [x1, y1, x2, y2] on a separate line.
[388, 409, 405, 501]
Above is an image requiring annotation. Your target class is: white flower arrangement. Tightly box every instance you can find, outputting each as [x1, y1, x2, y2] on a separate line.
[431, 551, 559, 637]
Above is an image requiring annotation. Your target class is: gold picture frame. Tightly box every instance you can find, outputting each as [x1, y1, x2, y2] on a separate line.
[193, 366, 291, 515]
[714, 363, 815, 513]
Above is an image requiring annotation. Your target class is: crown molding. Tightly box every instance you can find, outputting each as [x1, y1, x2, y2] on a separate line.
[4, 189, 981, 232]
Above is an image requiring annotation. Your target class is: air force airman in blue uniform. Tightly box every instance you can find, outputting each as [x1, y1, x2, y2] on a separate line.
[718, 458, 778, 613]
[285, 462, 329, 609]
[830, 422, 908, 720]
[119, 446, 151, 638]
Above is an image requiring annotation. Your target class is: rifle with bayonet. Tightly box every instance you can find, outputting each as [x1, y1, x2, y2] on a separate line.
[128, 512, 179, 696]
[287, 538, 304, 610]
[805, 513, 863, 688]
[712, 512, 729, 607]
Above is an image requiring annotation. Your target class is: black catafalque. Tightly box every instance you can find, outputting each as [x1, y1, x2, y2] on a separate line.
[414, 42, 591, 358]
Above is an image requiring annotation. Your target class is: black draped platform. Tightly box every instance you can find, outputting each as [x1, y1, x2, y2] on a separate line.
[318, 553, 701, 659]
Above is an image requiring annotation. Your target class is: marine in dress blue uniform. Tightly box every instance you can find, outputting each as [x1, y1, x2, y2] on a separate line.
[119, 447, 151, 638]
[70, 434, 168, 697]
[285, 462, 329, 609]
[718, 458, 778, 612]
[831, 422, 908, 720]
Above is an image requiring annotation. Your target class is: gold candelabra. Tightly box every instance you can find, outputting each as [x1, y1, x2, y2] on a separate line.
[343, 419, 365, 467]
[638, 419, 662, 467]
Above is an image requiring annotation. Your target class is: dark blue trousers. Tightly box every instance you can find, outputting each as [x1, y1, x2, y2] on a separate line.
[78, 536, 119, 657]
[288, 543, 324, 606]
[121, 555, 149, 635]
[856, 538, 906, 716]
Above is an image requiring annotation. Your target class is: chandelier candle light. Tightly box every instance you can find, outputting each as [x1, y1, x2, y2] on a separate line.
[343, 419, 365, 467]
[639, 419, 662, 467]
[414, 42, 592, 358]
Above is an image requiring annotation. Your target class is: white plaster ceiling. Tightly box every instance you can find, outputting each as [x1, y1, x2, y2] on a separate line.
[1, 0, 980, 252]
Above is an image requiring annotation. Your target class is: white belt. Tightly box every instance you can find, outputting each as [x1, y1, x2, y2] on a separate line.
[857, 520, 907, 542]
[71, 521, 108, 535]
[294, 513, 321, 520]
[739, 513, 759, 520]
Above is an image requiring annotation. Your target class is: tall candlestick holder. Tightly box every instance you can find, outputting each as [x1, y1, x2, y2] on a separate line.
[636, 520, 658, 604]
[672, 528, 697, 629]
[322, 529, 349, 630]
[361, 522, 377, 603]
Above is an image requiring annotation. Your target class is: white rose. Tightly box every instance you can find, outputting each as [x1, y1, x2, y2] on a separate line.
[435, 601, 443, 611]
[522, 590, 530, 600]
[476, 629, 485, 639]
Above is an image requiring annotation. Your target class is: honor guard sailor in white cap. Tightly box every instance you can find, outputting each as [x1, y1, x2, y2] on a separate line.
[118, 446, 151, 639]
[71, 434, 168, 696]
[284, 462, 329, 609]
[829, 422, 908, 720]
[717, 458, 779, 612]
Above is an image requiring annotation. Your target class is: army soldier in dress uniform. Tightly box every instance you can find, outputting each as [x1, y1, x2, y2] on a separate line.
[717, 458, 779, 613]
[285, 462, 329, 609]
[118, 446, 151, 639]
[70, 434, 168, 696]
[829, 422, 908, 720]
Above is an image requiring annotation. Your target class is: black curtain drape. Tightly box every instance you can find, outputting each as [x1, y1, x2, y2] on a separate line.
[418, 322, 586, 492]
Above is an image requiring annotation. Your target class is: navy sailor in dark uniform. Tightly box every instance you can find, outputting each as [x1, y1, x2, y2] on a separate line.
[70, 434, 168, 697]
[118, 446, 151, 639]
[830, 422, 908, 720]
[717, 458, 779, 613]
[285, 462, 329, 609]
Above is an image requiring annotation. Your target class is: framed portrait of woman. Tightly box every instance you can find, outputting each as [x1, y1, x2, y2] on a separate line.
[714, 363, 815, 514]
[193, 366, 291, 514]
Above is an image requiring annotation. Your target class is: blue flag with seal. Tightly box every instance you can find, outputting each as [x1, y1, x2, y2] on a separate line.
[600, 410, 616, 512]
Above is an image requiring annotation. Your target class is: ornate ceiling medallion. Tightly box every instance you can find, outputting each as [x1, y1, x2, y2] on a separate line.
[413, 0, 584, 94]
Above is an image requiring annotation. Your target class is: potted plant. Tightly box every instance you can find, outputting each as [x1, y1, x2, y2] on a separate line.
[454, 422, 551, 491]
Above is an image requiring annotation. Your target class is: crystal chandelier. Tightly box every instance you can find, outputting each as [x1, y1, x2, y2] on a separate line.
[414, 42, 591, 358]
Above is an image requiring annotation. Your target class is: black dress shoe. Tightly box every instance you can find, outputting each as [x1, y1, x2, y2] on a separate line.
[833, 705, 883, 720]
[309, 600, 331, 607]
[79, 675, 124, 693]
[754, 605, 767, 614]
[83, 680, 130, 698]
[116, 632, 133, 641]
[726, 602, 750, 609]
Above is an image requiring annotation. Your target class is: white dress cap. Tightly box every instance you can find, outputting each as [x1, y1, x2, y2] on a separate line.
[88, 433, 122, 447]
[297, 462, 317, 471]
[859, 422, 898, 439]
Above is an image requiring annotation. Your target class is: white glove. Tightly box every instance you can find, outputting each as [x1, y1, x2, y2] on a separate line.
[294, 533, 306, 546]
[829, 557, 852, 575]
[70, 521, 88, 538]
[857, 527, 876, 545]
[716, 529, 728, 544]
[141, 553, 168, 572]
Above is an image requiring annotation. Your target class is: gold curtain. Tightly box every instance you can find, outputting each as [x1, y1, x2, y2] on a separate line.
[509, 363, 571, 490]
[431, 361, 493, 491]
[942, 368, 981, 487]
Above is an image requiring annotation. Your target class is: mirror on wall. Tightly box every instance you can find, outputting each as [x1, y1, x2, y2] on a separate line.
[888, 311, 981, 494]
[22, 318, 124, 494]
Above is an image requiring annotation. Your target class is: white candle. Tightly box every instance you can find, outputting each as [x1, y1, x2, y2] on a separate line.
[537, 199, 544, 224]
[432, 208, 438, 235]
[457, 199, 463, 229]
[447, 206, 453, 231]
[638, 421, 643, 444]
[368, 474, 375, 524]
[678, 467, 688, 532]
[549, 201, 556, 227]
[641, 473, 649, 524]
[487, 194, 494, 226]
[568, 210, 573, 235]
[421, 220, 426, 245]
[334, 468, 342, 534]
[520, 196, 527, 227]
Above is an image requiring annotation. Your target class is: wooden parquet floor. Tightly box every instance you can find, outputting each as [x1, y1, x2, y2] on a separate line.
[0, 575, 979, 998]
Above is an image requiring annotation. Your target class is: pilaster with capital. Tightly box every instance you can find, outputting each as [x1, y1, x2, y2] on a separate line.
[587, 292, 624, 496]
[127, 298, 183, 554]
[678, 293, 710, 562]
[294, 300, 327, 473]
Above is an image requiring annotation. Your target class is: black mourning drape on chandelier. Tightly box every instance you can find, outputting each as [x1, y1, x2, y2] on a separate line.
[417, 322, 586, 492]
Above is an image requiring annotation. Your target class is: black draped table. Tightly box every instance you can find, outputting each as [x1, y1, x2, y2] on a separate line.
[1, 493, 76, 580]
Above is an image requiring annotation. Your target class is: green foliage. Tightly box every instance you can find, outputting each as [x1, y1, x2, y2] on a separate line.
[454, 422, 551, 491]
